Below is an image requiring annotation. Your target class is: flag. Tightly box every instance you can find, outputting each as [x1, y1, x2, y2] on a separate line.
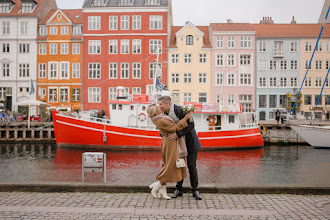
[29, 79, 35, 95]
[155, 78, 166, 91]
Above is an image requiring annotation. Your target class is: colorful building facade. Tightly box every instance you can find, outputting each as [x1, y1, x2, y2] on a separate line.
[82, 0, 172, 115]
[167, 22, 211, 104]
[37, 9, 83, 112]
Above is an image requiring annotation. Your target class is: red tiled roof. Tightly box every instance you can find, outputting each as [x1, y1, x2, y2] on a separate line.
[252, 23, 330, 38]
[210, 23, 255, 32]
[0, 0, 47, 16]
[40, 9, 83, 25]
[169, 26, 211, 48]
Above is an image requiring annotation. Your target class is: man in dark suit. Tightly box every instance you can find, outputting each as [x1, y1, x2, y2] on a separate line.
[158, 96, 202, 200]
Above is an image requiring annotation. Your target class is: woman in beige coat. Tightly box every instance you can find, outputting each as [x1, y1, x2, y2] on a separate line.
[147, 104, 192, 199]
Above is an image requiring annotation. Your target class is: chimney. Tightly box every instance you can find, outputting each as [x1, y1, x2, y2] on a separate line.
[260, 16, 274, 24]
[227, 19, 233, 23]
[291, 16, 297, 24]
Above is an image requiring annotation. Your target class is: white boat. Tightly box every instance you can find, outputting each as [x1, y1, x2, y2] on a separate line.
[291, 125, 330, 148]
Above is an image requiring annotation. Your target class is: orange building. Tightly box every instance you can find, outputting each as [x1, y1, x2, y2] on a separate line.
[37, 9, 83, 112]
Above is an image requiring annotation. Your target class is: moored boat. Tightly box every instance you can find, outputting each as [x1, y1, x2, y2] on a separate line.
[291, 125, 330, 148]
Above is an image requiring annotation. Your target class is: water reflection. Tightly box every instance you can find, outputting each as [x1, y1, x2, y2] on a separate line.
[0, 144, 329, 186]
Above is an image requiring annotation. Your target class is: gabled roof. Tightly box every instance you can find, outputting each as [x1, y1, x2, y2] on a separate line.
[210, 23, 255, 32]
[169, 25, 211, 48]
[252, 23, 330, 38]
[0, 0, 56, 17]
[40, 9, 83, 25]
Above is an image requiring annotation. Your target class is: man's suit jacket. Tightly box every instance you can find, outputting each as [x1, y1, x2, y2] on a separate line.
[173, 104, 201, 153]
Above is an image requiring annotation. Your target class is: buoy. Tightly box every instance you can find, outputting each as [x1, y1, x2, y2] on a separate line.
[258, 124, 266, 134]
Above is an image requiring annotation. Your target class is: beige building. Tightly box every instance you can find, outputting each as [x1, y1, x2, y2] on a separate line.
[300, 24, 330, 120]
[167, 22, 212, 104]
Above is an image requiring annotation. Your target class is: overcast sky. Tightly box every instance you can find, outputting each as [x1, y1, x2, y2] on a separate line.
[56, 0, 326, 25]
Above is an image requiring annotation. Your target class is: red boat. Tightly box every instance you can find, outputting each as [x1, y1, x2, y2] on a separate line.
[52, 99, 263, 150]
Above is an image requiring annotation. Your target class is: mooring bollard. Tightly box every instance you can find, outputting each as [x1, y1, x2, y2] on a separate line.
[82, 152, 106, 182]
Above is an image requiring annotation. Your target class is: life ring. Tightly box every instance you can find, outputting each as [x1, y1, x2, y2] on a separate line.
[258, 124, 266, 134]
[138, 113, 147, 122]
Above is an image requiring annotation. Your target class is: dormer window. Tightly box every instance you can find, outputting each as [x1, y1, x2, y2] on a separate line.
[186, 35, 193, 45]
[0, 2, 10, 13]
[21, 0, 37, 13]
[145, 0, 160, 6]
[118, 0, 134, 6]
[93, 0, 106, 6]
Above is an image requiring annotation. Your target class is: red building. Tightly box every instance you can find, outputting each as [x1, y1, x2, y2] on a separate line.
[82, 0, 172, 114]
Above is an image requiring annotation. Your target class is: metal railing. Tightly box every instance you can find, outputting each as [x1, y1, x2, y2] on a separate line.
[239, 112, 258, 128]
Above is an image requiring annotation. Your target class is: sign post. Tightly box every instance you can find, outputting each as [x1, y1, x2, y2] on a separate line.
[82, 152, 106, 182]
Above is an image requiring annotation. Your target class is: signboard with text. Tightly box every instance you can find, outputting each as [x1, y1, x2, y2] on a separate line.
[133, 94, 149, 102]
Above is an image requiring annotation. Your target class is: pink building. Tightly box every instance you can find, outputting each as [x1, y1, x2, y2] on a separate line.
[210, 23, 256, 112]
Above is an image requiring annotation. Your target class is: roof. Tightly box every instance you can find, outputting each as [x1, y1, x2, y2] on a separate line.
[169, 26, 211, 48]
[0, 0, 54, 17]
[83, 0, 169, 7]
[210, 23, 255, 32]
[40, 9, 83, 25]
[252, 23, 330, 38]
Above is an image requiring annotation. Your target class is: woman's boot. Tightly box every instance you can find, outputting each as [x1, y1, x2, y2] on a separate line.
[150, 181, 162, 198]
[157, 185, 171, 199]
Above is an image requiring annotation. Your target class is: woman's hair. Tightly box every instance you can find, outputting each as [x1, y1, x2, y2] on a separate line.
[147, 104, 157, 118]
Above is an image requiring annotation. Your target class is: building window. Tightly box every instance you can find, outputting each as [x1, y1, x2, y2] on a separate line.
[240, 36, 251, 48]
[89, 40, 101, 54]
[259, 77, 266, 87]
[49, 62, 58, 79]
[304, 95, 312, 105]
[304, 77, 312, 87]
[132, 39, 141, 54]
[259, 95, 266, 108]
[291, 41, 298, 52]
[20, 22, 28, 35]
[280, 78, 287, 87]
[150, 15, 162, 30]
[305, 41, 312, 52]
[19, 64, 29, 77]
[239, 95, 252, 112]
[72, 89, 80, 102]
[61, 43, 69, 54]
[240, 73, 251, 85]
[327, 60, 330, 70]
[315, 77, 322, 87]
[2, 22, 9, 34]
[88, 87, 101, 103]
[49, 88, 58, 102]
[39, 27, 47, 36]
[39, 63, 46, 78]
[39, 44, 46, 55]
[227, 54, 235, 66]
[280, 60, 287, 70]
[72, 43, 80, 54]
[171, 73, 179, 83]
[2, 43, 9, 53]
[88, 63, 101, 79]
[145, 0, 160, 5]
[172, 54, 179, 63]
[149, 40, 162, 54]
[316, 42, 323, 52]
[49, 26, 57, 35]
[60, 62, 69, 79]
[132, 87, 141, 95]
[216, 36, 223, 48]
[73, 26, 82, 35]
[0, 3, 10, 13]
[216, 73, 223, 85]
[199, 54, 206, 63]
[199, 93, 207, 102]
[121, 40, 129, 54]
[270, 60, 277, 70]
[88, 16, 101, 30]
[132, 15, 141, 30]
[109, 40, 118, 54]
[39, 87, 46, 96]
[184, 73, 192, 83]
[228, 36, 234, 48]
[132, 62, 141, 79]
[72, 63, 80, 78]
[259, 60, 267, 70]
[50, 43, 57, 55]
[279, 95, 288, 108]
[109, 16, 118, 30]
[291, 60, 298, 70]
[305, 60, 311, 70]
[228, 94, 234, 105]
[240, 55, 251, 65]
[290, 77, 298, 87]
[109, 87, 117, 100]
[227, 73, 235, 85]
[269, 95, 277, 108]
[184, 54, 192, 63]
[21, 2, 34, 13]
[121, 62, 129, 79]
[61, 26, 69, 35]
[316, 60, 322, 70]
[270, 77, 277, 87]
[2, 63, 9, 77]
[216, 54, 224, 66]
[109, 63, 117, 79]
[199, 73, 206, 83]
[59, 87, 69, 102]
[259, 41, 266, 52]
[184, 93, 192, 102]
[19, 44, 30, 53]
[186, 35, 193, 45]
[121, 15, 129, 30]
[149, 63, 161, 79]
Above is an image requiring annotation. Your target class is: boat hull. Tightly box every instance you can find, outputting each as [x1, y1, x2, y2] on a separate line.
[291, 125, 330, 148]
[53, 112, 264, 150]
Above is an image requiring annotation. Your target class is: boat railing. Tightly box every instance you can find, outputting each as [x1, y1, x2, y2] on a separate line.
[239, 112, 258, 129]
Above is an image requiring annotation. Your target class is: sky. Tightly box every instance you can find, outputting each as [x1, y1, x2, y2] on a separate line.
[56, 0, 326, 25]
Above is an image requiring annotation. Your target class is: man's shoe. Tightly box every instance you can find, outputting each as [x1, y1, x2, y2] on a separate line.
[192, 191, 203, 200]
[171, 189, 183, 198]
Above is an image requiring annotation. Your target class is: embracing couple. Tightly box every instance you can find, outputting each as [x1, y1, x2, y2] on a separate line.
[146, 96, 202, 200]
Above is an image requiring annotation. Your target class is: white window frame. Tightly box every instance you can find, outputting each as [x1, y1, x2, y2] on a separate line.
[20, 22, 28, 35]
[132, 39, 141, 54]
[109, 87, 117, 100]
[199, 54, 207, 63]
[2, 63, 9, 77]
[59, 62, 69, 80]
[199, 73, 207, 83]
[60, 43, 69, 55]
[150, 15, 162, 30]
[132, 87, 141, 95]
[39, 27, 47, 36]
[19, 63, 29, 77]
[240, 36, 251, 48]
[72, 88, 80, 102]
[184, 73, 192, 83]
[61, 26, 69, 35]
[39, 63, 46, 78]
[172, 54, 179, 63]
[109, 16, 118, 30]
[88, 40, 101, 54]
[227, 54, 235, 66]
[121, 15, 129, 30]
[39, 44, 46, 55]
[88, 87, 101, 103]
[109, 40, 118, 54]
[171, 73, 179, 83]
[109, 62, 118, 79]
[88, 63, 101, 79]
[216, 73, 224, 86]
[184, 93, 192, 102]
[2, 22, 10, 34]
[184, 53, 192, 63]
[227, 73, 235, 86]
[48, 87, 58, 102]
[48, 62, 58, 79]
[291, 41, 298, 52]
[132, 62, 141, 79]
[259, 41, 266, 52]
[72, 43, 80, 54]
[59, 87, 69, 103]
[121, 62, 129, 79]
[132, 15, 141, 30]
[216, 36, 223, 48]
[216, 54, 224, 66]
[49, 26, 57, 35]
[121, 39, 129, 54]
[259, 77, 266, 87]
[149, 40, 162, 54]
[228, 36, 234, 48]
[240, 54, 251, 66]
[88, 16, 101, 30]
[228, 94, 235, 105]
[50, 43, 57, 55]
[72, 63, 80, 78]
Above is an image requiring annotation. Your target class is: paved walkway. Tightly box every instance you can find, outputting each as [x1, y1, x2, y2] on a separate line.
[0, 192, 329, 219]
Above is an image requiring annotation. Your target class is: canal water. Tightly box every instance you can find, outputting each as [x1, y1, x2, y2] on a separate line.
[0, 144, 329, 186]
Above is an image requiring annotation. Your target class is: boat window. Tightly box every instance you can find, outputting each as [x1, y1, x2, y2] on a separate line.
[131, 105, 134, 110]
[142, 106, 146, 111]
[112, 104, 116, 110]
[229, 115, 235, 123]
[118, 105, 122, 110]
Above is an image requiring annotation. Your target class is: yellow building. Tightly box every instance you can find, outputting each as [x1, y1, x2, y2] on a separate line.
[168, 22, 212, 104]
[300, 24, 330, 120]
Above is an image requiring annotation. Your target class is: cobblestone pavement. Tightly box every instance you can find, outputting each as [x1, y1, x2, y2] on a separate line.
[0, 192, 329, 219]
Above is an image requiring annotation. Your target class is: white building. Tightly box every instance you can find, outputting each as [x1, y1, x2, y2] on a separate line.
[0, 0, 57, 115]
